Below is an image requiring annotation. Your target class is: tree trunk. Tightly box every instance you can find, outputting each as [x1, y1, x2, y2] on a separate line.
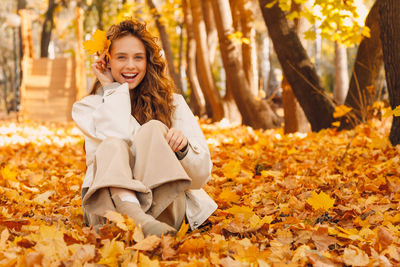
[211, 0, 242, 123]
[17, 0, 26, 91]
[237, 0, 258, 97]
[182, 0, 206, 117]
[379, 0, 400, 146]
[146, 0, 183, 94]
[282, 78, 309, 133]
[341, 0, 383, 129]
[178, 23, 185, 93]
[282, 1, 309, 134]
[75, 6, 87, 100]
[2, 67, 8, 113]
[259, 0, 334, 131]
[334, 42, 349, 104]
[40, 0, 56, 58]
[201, 0, 218, 63]
[212, 0, 280, 129]
[190, 0, 225, 121]
[19, 10, 34, 117]
[95, 0, 104, 30]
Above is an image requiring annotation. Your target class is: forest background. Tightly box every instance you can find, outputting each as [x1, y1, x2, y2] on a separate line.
[0, 0, 400, 266]
[1, 0, 399, 142]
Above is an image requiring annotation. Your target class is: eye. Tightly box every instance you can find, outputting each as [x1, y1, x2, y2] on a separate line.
[135, 56, 144, 60]
[118, 56, 126, 59]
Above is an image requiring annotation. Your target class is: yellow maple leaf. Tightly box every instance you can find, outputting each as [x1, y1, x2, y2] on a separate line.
[83, 29, 111, 57]
[219, 187, 240, 203]
[333, 105, 352, 118]
[248, 214, 273, 229]
[306, 191, 335, 211]
[222, 161, 241, 179]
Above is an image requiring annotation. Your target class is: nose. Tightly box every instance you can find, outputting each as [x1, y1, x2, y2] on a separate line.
[126, 58, 136, 70]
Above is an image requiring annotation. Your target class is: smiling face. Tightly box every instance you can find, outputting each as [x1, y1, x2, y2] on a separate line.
[109, 35, 147, 90]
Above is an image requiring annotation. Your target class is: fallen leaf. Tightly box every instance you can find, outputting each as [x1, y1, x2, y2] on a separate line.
[377, 226, 393, 251]
[333, 105, 352, 118]
[306, 191, 335, 211]
[222, 161, 241, 179]
[138, 252, 160, 267]
[98, 238, 125, 266]
[176, 220, 189, 241]
[104, 210, 128, 231]
[343, 245, 369, 266]
[312, 226, 337, 253]
[178, 238, 206, 254]
[161, 235, 176, 260]
[132, 235, 161, 251]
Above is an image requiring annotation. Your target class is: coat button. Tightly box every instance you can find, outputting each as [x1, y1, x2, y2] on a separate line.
[193, 222, 199, 227]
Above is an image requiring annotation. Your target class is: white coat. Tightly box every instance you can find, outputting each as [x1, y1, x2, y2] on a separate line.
[71, 82, 217, 230]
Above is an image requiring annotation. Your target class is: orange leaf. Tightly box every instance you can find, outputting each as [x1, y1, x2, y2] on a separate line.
[333, 105, 352, 118]
[176, 220, 189, 241]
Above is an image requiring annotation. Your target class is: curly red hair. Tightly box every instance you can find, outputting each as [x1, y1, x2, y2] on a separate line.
[90, 19, 176, 128]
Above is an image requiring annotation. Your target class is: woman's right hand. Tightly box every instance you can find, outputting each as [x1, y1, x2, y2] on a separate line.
[92, 51, 114, 88]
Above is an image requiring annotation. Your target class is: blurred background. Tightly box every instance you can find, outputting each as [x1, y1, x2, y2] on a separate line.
[1, 0, 390, 135]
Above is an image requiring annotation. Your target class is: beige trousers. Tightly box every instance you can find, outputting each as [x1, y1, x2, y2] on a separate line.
[81, 120, 192, 230]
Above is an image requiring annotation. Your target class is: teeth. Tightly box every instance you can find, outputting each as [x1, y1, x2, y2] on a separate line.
[123, 73, 138, 78]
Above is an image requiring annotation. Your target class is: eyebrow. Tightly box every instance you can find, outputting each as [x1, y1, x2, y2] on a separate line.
[114, 52, 145, 56]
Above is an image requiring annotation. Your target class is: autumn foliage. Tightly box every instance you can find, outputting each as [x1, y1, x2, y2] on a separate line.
[0, 118, 399, 266]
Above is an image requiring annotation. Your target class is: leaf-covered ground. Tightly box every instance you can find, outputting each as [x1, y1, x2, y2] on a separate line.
[0, 118, 399, 266]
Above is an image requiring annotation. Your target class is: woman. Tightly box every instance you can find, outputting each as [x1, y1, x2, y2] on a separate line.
[72, 19, 217, 237]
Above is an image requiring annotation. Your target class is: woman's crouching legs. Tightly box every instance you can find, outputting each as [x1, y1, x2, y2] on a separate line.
[85, 131, 188, 237]
[109, 188, 176, 237]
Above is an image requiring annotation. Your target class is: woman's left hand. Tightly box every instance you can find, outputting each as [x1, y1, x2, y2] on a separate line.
[166, 128, 188, 152]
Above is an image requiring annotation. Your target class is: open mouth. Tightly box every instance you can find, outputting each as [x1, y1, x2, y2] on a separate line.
[122, 73, 138, 79]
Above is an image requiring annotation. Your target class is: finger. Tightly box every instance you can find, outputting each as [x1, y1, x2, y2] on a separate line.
[93, 63, 103, 73]
[165, 129, 174, 143]
[95, 58, 106, 68]
[173, 138, 184, 152]
[176, 138, 188, 151]
[170, 134, 181, 151]
[99, 50, 107, 59]
[94, 52, 106, 64]
[168, 133, 179, 149]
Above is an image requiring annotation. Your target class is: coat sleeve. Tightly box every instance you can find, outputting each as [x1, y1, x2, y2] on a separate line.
[172, 94, 212, 189]
[72, 82, 141, 143]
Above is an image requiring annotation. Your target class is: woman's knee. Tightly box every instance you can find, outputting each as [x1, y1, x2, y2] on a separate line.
[139, 120, 168, 134]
